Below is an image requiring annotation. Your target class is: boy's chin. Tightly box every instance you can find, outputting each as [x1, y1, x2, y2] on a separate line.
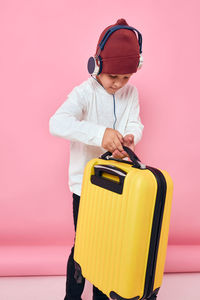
[106, 88, 118, 94]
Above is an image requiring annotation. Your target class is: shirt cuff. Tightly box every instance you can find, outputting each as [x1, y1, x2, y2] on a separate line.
[93, 126, 107, 147]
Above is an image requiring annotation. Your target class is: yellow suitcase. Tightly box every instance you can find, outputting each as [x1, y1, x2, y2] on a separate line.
[74, 147, 173, 300]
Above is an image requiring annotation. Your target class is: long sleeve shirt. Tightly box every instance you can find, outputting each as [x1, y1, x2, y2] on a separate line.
[49, 76, 144, 196]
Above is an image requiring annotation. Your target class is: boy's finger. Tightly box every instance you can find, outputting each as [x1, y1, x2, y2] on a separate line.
[112, 149, 124, 159]
[116, 131, 124, 143]
[122, 150, 128, 156]
[114, 138, 124, 152]
[110, 142, 117, 152]
[124, 134, 134, 142]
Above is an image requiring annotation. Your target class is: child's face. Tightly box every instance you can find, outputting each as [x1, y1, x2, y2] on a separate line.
[96, 73, 133, 94]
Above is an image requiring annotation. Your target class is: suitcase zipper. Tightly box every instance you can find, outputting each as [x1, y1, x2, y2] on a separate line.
[142, 167, 167, 300]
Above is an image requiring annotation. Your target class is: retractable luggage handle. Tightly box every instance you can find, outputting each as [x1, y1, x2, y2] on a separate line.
[91, 164, 126, 194]
[100, 146, 145, 169]
[94, 164, 126, 184]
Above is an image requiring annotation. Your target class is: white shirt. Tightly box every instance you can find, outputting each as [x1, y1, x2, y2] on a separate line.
[49, 76, 144, 196]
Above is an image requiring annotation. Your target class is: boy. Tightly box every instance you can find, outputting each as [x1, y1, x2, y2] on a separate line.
[49, 18, 145, 300]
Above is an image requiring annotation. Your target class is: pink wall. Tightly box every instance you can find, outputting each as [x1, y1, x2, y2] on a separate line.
[1, 0, 200, 275]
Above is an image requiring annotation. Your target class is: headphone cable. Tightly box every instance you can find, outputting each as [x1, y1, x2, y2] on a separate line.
[91, 75, 117, 129]
[113, 94, 117, 129]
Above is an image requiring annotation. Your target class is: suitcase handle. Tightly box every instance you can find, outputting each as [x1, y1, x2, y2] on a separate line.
[91, 164, 126, 194]
[101, 146, 145, 169]
[94, 164, 126, 180]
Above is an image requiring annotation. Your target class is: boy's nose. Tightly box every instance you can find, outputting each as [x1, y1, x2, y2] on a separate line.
[113, 80, 123, 89]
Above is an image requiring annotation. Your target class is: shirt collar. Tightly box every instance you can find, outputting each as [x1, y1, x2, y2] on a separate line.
[89, 75, 124, 96]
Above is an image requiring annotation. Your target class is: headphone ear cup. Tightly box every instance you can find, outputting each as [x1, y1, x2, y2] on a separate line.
[137, 54, 143, 70]
[88, 56, 100, 75]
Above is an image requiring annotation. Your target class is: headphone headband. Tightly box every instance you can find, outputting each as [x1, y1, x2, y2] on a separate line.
[88, 23, 143, 75]
[98, 25, 143, 54]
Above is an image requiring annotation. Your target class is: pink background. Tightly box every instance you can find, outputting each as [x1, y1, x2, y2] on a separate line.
[1, 0, 200, 275]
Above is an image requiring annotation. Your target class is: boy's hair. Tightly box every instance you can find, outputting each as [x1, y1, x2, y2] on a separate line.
[95, 18, 141, 74]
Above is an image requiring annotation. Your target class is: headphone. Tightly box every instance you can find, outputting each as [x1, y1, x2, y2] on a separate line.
[87, 25, 143, 76]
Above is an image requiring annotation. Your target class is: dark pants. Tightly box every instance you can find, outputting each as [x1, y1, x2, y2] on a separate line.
[64, 193, 109, 300]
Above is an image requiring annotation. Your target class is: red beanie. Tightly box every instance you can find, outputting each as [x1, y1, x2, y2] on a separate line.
[95, 19, 140, 74]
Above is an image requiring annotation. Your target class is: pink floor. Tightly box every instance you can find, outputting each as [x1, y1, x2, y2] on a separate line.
[0, 273, 199, 300]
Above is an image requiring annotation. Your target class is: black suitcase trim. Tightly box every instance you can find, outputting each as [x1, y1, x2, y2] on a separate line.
[110, 291, 139, 300]
[108, 166, 167, 300]
[141, 167, 167, 300]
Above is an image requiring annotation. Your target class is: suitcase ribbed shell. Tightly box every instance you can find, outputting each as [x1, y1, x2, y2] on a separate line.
[74, 158, 173, 299]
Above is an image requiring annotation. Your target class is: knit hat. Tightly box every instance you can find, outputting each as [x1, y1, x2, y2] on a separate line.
[95, 19, 141, 74]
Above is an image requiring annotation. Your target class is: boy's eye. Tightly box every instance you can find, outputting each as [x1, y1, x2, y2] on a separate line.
[109, 75, 130, 80]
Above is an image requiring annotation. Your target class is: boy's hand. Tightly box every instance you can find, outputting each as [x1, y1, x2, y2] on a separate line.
[112, 134, 135, 159]
[102, 128, 127, 159]
[123, 134, 134, 152]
